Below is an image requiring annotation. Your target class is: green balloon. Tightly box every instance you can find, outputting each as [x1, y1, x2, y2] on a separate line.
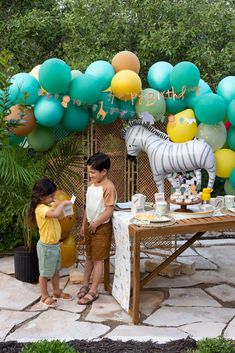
[224, 179, 235, 196]
[69, 73, 102, 105]
[195, 93, 227, 124]
[135, 88, 166, 120]
[92, 92, 119, 124]
[170, 61, 200, 94]
[227, 126, 235, 150]
[185, 79, 212, 109]
[228, 99, 235, 126]
[230, 168, 235, 188]
[39, 58, 71, 94]
[217, 76, 235, 104]
[61, 103, 89, 132]
[9, 134, 25, 145]
[118, 99, 136, 120]
[27, 124, 55, 152]
[166, 97, 187, 114]
[196, 122, 227, 151]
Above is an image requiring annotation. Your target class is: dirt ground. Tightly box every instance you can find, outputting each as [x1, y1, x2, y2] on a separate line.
[0, 337, 197, 353]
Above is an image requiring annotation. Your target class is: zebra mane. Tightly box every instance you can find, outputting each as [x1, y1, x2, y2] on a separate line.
[121, 119, 169, 140]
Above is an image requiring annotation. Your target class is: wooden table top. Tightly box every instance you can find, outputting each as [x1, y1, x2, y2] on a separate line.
[129, 213, 235, 238]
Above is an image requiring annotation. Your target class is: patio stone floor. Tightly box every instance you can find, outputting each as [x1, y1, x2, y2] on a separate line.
[0, 232, 235, 343]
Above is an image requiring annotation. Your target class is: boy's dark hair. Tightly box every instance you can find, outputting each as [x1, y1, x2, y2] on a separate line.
[87, 152, 110, 172]
[28, 178, 57, 228]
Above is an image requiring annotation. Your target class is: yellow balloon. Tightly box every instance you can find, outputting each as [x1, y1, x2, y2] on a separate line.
[167, 109, 197, 143]
[60, 235, 77, 268]
[55, 190, 77, 237]
[215, 149, 235, 178]
[111, 70, 142, 101]
[29, 64, 41, 81]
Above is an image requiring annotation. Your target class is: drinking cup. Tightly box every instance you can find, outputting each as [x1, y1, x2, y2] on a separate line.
[155, 201, 168, 216]
[224, 195, 235, 209]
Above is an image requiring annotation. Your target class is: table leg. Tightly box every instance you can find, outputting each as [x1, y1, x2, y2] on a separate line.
[132, 234, 141, 324]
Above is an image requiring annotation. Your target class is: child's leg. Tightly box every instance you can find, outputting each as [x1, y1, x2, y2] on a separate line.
[83, 256, 94, 286]
[51, 270, 60, 295]
[90, 259, 103, 294]
[39, 276, 50, 299]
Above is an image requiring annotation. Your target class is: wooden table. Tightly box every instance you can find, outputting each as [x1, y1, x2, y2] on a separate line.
[104, 213, 235, 324]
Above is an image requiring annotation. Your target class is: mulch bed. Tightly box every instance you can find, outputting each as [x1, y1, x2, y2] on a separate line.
[0, 337, 197, 353]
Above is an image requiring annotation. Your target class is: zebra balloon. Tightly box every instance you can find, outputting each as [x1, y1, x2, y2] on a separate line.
[122, 120, 216, 192]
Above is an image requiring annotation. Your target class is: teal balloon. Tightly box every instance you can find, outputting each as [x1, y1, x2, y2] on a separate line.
[147, 61, 173, 92]
[118, 99, 136, 120]
[170, 61, 200, 94]
[27, 124, 55, 152]
[196, 122, 227, 151]
[68, 73, 102, 105]
[228, 99, 235, 126]
[8, 73, 40, 105]
[195, 93, 227, 124]
[39, 58, 71, 94]
[230, 168, 235, 188]
[185, 79, 212, 109]
[85, 60, 115, 90]
[71, 70, 82, 79]
[9, 134, 25, 145]
[61, 103, 89, 132]
[135, 88, 166, 120]
[227, 126, 235, 151]
[34, 96, 64, 127]
[92, 92, 119, 124]
[224, 179, 235, 196]
[217, 76, 235, 104]
[166, 97, 187, 114]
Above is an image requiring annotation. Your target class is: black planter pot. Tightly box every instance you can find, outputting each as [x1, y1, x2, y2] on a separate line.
[14, 246, 39, 283]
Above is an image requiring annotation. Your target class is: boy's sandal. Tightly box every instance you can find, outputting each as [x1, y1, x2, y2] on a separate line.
[77, 285, 90, 299]
[77, 291, 99, 305]
[53, 291, 73, 301]
[40, 296, 58, 308]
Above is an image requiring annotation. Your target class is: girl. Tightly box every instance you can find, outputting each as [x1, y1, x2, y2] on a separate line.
[28, 178, 73, 307]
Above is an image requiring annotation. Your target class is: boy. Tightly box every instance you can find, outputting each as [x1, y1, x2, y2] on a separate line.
[77, 152, 117, 305]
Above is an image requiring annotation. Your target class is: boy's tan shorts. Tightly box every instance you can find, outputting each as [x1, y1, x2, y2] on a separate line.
[84, 221, 112, 261]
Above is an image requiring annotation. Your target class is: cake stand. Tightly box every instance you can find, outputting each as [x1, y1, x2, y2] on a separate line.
[168, 197, 201, 212]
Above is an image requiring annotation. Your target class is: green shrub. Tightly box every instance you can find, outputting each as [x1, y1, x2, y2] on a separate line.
[189, 336, 235, 353]
[21, 340, 78, 353]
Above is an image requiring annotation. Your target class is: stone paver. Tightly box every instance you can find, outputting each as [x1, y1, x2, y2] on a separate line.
[205, 284, 235, 304]
[163, 288, 221, 307]
[105, 325, 188, 343]
[6, 310, 109, 342]
[1, 242, 235, 343]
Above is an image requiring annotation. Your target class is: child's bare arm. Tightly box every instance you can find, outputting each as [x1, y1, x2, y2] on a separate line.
[45, 200, 71, 219]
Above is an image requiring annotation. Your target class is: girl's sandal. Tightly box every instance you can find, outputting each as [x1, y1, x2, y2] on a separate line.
[40, 296, 58, 308]
[77, 285, 90, 299]
[53, 291, 73, 301]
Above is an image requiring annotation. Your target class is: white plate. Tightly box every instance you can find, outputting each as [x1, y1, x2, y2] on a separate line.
[134, 214, 171, 223]
[168, 210, 214, 220]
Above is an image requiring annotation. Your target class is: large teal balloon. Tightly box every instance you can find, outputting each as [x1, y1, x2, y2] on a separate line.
[170, 61, 200, 94]
[68, 73, 102, 105]
[118, 99, 136, 120]
[85, 60, 115, 90]
[8, 73, 40, 105]
[92, 92, 119, 124]
[61, 103, 89, 132]
[230, 168, 235, 188]
[71, 70, 82, 79]
[228, 99, 235, 126]
[195, 93, 227, 124]
[227, 126, 235, 151]
[135, 88, 166, 120]
[196, 122, 227, 151]
[224, 179, 235, 196]
[185, 79, 212, 109]
[217, 76, 235, 104]
[166, 97, 187, 114]
[39, 58, 71, 94]
[27, 124, 55, 152]
[147, 61, 173, 92]
[34, 96, 64, 127]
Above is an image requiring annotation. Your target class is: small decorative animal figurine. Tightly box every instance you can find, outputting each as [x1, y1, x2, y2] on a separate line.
[121, 119, 216, 192]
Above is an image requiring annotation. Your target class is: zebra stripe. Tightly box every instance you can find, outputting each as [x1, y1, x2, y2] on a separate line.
[123, 122, 216, 192]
